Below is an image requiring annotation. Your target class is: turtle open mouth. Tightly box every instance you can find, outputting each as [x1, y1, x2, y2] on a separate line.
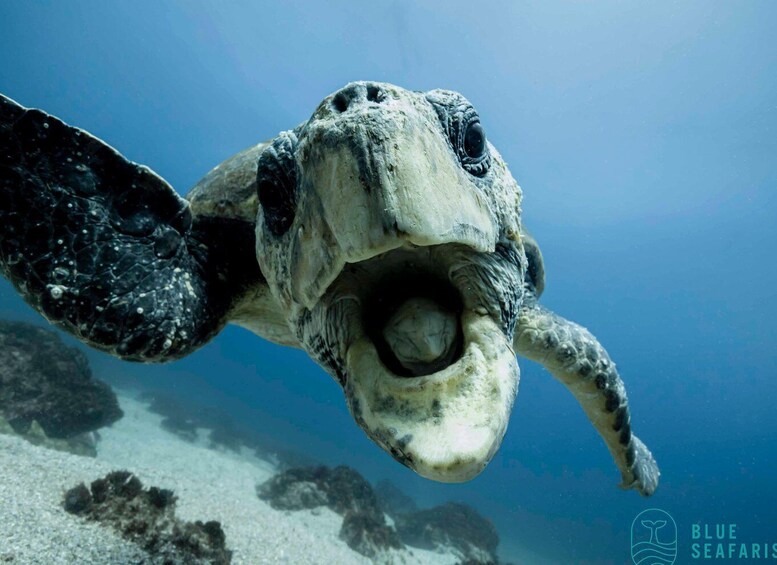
[310, 242, 523, 483]
[363, 266, 464, 378]
[329, 244, 473, 382]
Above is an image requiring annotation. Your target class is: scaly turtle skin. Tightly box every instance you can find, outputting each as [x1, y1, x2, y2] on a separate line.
[0, 82, 659, 494]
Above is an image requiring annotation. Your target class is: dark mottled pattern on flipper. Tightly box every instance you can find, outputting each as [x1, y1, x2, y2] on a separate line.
[514, 292, 660, 496]
[0, 94, 261, 362]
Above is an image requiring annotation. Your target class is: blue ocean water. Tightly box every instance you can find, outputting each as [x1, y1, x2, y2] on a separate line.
[1, 2, 775, 563]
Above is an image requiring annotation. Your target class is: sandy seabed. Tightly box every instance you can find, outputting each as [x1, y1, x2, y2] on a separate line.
[0, 392, 458, 565]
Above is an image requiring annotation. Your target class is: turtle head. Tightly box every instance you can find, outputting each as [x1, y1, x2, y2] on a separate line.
[255, 82, 526, 482]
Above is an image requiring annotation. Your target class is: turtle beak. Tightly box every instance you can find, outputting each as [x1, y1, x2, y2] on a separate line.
[288, 87, 498, 310]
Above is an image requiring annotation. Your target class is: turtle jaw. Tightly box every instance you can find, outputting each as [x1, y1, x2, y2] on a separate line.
[345, 308, 519, 482]
[322, 243, 522, 482]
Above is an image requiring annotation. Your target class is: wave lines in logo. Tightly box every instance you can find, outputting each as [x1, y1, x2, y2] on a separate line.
[631, 508, 678, 565]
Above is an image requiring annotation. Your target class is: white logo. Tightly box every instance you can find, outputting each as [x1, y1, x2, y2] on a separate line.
[631, 508, 678, 565]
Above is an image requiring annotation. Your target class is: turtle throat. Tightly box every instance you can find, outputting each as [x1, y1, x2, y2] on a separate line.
[364, 269, 464, 378]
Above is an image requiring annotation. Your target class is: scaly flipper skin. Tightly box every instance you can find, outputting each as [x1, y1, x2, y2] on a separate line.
[0, 94, 262, 361]
[514, 291, 660, 496]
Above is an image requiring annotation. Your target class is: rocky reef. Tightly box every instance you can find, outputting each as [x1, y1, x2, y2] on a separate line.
[374, 478, 418, 517]
[257, 466, 502, 563]
[395, 501, 500, 564]
[257, 466, 402, 559]
[63, 470, 232, 565]
[339, 510, 404, 560]
[0, 320, 122, 455]
[257, 465, 381, 516]
[141, 389, 316, 469]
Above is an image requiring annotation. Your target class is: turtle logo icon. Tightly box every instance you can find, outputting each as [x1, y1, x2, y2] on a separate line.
[631, 508, 677, 565]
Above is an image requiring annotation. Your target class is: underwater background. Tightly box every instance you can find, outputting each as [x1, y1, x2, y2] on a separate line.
[1, 1, 775, 563]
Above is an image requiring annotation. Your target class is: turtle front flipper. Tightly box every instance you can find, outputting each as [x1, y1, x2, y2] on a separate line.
[514, 296, 660, 496]
[0, 94, 263, 361]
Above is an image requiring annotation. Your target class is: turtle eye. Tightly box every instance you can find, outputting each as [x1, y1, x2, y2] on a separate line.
[257, 131, 298, 237]
[455, 110, 491, 177]
[464, 121, 486, 160]
[426, 91, 491, 177]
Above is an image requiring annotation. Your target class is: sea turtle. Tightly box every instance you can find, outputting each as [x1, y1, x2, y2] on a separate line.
[0, 82, 659, 495]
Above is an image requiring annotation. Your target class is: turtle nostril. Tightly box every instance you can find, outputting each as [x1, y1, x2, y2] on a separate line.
[331, 83, 386, 114]
[366, 85, 384, 103]
[332, 92, 349, 113]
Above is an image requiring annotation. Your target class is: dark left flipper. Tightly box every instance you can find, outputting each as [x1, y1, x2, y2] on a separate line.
[514, 294, 660, 496]
[0, 94, 263, 361]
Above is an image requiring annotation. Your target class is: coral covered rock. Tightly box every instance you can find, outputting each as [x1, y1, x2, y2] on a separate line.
[63, 470, 232, 565]
[322, 466, 384, 517]
[257, 465, 383, 517]
[339, 510, 403, 558]
[257, 465, 400, 558]
[0, 320, 122, 440]
[257, 466, 504, 563]
[374, 479, 418, 518]
[396, 502, 500, 563]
